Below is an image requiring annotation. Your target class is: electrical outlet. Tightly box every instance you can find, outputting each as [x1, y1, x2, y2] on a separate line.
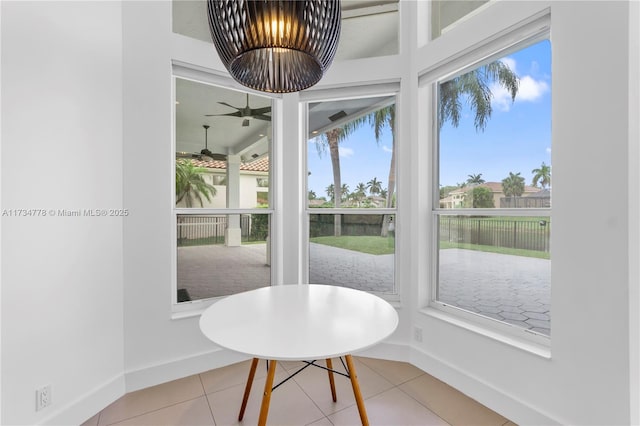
[414, 326, 423, 342]
[35, 385, 51, 411]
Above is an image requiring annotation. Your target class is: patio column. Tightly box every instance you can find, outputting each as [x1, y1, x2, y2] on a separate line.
[226, 154, 241, 246]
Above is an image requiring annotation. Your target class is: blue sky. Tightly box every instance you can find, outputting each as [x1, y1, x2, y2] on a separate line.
[307, 40, 551, 198]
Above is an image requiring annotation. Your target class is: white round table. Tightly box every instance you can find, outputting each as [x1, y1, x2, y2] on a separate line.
[199, 284, 398, 426]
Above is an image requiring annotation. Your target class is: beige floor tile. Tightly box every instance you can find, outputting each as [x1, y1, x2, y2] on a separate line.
[328, 387, 450, 426]
[357, 356, 426, 385]
[200, 359, 268, 394]
[97, 375, 205, 426]
[292, 357, 395, 416]
[80, 412, 99, 426]
[307, 417, 334, 426]
[109, 396, 214, 426]
[206, 366, 325, 426]
[399, 374, 509, 426]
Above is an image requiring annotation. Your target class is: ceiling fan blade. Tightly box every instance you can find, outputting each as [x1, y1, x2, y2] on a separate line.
[176, 151, 201, 159]
[205, 111, 243, 118]
[249, 106, 272, 115]
[217, 101, 241, 110]
[252, 115, 271, 121]
[200, 148, 227, 162]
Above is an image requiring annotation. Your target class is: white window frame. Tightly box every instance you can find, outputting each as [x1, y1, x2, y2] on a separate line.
[170, 65, 280, 317]
[420, 14, 552, 350]
[300, 84, 401, 302]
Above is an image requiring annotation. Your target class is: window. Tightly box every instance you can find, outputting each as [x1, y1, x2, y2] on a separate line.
[174, 77, 273, 304]
[433, 40, 551, 336]
[306, 94, 397, 295]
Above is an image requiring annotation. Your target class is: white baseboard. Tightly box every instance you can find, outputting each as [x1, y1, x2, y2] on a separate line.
[42, 374, 125, 426]
[409, 345, 562, 426]
[124, 348, 249, 393]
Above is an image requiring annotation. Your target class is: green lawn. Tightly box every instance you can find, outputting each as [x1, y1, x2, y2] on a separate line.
[310, 235, 549, 259]
[310, 235, 395, 255]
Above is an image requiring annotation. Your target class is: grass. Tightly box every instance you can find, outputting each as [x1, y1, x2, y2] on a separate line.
[440, 241, 550, 259]
[310, 235, 549, 259]
[310, 235, 395, 255]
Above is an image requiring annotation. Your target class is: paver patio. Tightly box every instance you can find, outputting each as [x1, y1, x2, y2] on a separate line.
[178, 243, 550, 335]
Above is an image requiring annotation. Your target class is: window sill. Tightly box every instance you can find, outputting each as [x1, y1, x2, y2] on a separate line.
[171, 297, 218, 320]
[420, 306, 551, 359]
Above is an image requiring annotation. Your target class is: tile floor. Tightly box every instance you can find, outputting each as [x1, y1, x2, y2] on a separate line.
[82, 357, 515, 426]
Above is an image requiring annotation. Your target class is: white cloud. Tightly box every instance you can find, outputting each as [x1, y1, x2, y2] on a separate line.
[339, 146, 354, 158]
[382, 145, 393, 153]
[491, 74, 549, 112]
[517, 75, 550, 102]
[500, 57, 517, 72]
[546, 147, 552, 154]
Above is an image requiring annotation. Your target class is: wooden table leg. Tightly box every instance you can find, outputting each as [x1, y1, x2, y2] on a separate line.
[238, 358, 259, 421]
[326, 358, 337, 402]
[258, 359, 277, 426]
[345, 355, 369, 426]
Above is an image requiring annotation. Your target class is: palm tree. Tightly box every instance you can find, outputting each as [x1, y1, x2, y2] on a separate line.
[353, 183, 367, 206]
[325, 184, 335, 203]
[175, 160, 216, 207]
[531, 162, 551, 189]
[466, 173, 485, 185]
[367, 177, 383, 196]
[308, 190, 317, 200]
[439, 60, 520, 132]
[365, 104, 396, 235]
[502, 172, 525, 199]
[314, 118, 367, 235]
[340, 183, 350, 203]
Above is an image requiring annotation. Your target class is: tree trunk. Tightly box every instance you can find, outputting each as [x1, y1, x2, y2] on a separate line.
[328, 130, 342, 236]
[381, 119, 396, 237]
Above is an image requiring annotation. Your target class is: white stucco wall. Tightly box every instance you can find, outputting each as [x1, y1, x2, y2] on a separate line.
[1, 2, 125, 424]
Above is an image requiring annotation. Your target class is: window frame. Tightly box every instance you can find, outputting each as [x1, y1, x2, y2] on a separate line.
[300, 86, 401, 301]
[422, 19, 552, 348]
[170, 67, 279, 316]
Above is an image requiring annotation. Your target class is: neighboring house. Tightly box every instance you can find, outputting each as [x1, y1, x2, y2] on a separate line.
[176, 157, 269, 209]
[440, 182, 544, 208]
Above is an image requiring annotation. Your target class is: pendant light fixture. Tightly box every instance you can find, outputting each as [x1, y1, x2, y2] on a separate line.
[207, 0, 341, 93]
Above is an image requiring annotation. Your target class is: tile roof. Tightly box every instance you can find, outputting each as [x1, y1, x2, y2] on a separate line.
[188, 157, 269, 172]
[448, 182, 540, 195]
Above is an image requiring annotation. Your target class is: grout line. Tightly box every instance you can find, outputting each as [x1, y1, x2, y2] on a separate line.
[198, 373, 218, 425]
[101, 395, 209, 426]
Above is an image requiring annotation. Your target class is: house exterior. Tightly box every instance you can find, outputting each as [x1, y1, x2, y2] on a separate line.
[440, 182, 545, 208]
[176, 157, 270, 209]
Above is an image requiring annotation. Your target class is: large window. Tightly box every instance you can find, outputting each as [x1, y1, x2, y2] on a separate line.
[306, 94, 397, 295]
[433, 39, 551, 336]
[174, 77, 273, 304]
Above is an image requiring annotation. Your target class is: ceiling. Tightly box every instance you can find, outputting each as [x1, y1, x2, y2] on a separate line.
[173, 0, 399, 162]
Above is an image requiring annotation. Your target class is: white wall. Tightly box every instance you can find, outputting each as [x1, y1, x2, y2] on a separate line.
[0, 2, 125, 425]
[122, 1, 249, 392]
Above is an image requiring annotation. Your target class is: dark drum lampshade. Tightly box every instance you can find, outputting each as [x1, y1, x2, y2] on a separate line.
[207, 0, 341, 93]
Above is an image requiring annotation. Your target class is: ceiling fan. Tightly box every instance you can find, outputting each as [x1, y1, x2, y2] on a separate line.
[176, 125, 227, 162]
[205, 93, 271, 127]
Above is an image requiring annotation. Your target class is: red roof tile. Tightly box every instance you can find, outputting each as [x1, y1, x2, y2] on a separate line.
[188, 157, 269, 172]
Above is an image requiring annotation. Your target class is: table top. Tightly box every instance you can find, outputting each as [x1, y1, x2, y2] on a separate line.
[199, 284, 399, 361]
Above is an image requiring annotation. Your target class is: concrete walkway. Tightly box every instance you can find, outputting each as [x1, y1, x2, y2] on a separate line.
[178, 243, 550, 335]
